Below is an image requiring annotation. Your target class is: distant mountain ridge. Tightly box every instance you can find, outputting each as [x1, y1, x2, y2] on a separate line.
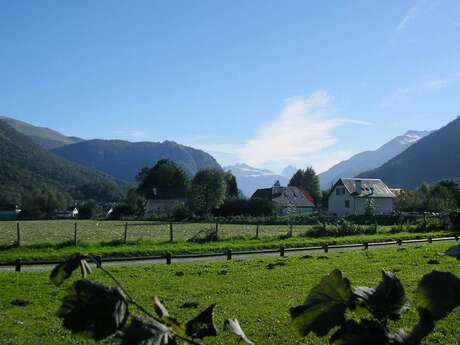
[53, 139, 222, 182]
[0, 120, 121, 204]
[319, 130, 431, 189]
[358, 117, 460, 188]
[224, 163, 290, 197]
[0, 116, 83, 149]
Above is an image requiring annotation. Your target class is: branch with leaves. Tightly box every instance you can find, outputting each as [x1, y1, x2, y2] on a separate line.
[49, 254, 253, 345]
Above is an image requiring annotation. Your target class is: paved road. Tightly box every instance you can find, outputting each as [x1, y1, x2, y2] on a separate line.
[0, 237, 456, 273]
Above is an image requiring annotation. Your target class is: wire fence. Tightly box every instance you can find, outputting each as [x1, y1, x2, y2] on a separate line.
[0, 220, 315, 247]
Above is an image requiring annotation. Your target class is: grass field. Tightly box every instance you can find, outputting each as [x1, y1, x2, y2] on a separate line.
[0, 220, 314, 245]
[0, 243, 459, 344]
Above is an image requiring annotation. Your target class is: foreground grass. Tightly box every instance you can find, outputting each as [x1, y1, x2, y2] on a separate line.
[0, 230, 454, 261]
[0, 243, 459, 344]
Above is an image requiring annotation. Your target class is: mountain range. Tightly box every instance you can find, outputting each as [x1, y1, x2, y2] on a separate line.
[358, 116, 460, 188]
[0, 116, 83, 149]
[319, 130, 431, 189]
[0, 119, 121, 204]
[1, 115, 221, 182]
[53, 139, 221, 182]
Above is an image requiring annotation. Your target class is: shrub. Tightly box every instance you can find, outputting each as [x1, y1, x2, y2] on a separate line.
[172, 203, 191, 221]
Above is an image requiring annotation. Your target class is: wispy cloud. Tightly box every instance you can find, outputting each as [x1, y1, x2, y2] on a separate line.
[396, 3, 419, 31]
[381, 73, 460, 107]
[193, 91, 370, 172]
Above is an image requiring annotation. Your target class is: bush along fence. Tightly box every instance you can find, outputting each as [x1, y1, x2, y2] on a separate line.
[4, 235, 459, 272]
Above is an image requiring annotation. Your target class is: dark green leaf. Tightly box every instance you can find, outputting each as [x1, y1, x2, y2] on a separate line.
[224, 319, 254, 345]
[50, 254, 90, 286]
[185, 304, 217, 339]
[290, 269, 353, 337]
[330, 319, 389, 345]
[444, 244, 460, 259]
[58, 280, 129, 340]
[113, 316, 176, 345]
[354, 270, 407, 320]
[415, 270, 460, 320]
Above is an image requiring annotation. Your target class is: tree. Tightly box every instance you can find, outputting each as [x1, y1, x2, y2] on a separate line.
[137, 160, 189, 199]
[189, 169, 226, 215]
[288, 167, 321, 204]
[224, 171, 238, 198]
[125, 188, 146, 217]
[22, 188, 68, 219]
[78, 200, 96, 219]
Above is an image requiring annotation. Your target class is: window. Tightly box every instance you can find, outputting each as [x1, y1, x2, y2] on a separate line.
[345, 200, 350, 208]
[336, 187, 346, 195]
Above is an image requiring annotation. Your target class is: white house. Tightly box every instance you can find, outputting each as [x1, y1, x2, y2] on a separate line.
[328, 178, 396, 216]
[144, 198, 186, 218]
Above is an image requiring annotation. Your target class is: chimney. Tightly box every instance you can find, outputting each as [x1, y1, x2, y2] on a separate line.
[355, 180, 362, 194]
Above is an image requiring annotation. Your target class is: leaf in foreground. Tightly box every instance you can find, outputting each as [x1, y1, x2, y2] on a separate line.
[290, 269, 353, 337]
[185, 304, 217, 339]
[58, 280, 129, 340]
[354, 270, 407, 320]
[50, 254, 91, 286]
[415, 270, 460, 320]
[330, 319, 388, 345]
[224, 319, 254, 345]
[113, 316, 176, 345]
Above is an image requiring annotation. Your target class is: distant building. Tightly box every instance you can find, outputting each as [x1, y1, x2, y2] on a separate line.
[144, 198, 185, 218]
[0, 205, 21, 220]
[251, 184, 315, 215]
[328, 178, 396, 216]
[52, 207, 79, 219]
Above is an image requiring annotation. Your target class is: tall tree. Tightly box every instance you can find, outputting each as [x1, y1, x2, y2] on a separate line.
[288, 167, 321, 204]
[224, 171, 238, 198]
[189, 169, 226, 215]
[136, 160, 188, 199]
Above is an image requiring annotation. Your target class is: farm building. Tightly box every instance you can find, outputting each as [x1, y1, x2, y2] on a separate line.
[251, 183, 315, 215]
[52, 207, 79, 219]
[328, 178, 396, 216]
[144, 198, 186, 218]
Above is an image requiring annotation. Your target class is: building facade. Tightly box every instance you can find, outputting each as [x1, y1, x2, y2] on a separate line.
[328, 178, 396, 216]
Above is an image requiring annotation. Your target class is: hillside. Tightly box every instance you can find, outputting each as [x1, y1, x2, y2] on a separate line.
[224, 163, 289, 197]
[0, 120, 121, 204]
[319, 130, 431, 189]
[52, 139, 221, 182]
[358, 117, 460, 188]
[0, 116, 83, 149]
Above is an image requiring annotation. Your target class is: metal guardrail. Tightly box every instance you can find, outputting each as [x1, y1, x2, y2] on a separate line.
[1, 235, 458, 272]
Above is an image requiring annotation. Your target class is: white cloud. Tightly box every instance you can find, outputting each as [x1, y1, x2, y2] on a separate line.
[235, 91, 370, 169]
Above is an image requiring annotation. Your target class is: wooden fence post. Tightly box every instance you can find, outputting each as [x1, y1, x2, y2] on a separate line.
[123, 222, 128, 243]
[363, 242, 369, 250]
[169, 223, 174, 242]
[226, 249, 232, 260]
[397, 239, 402, 246]
[95, 255, 102, 268]
[280, 246, 285, 257]
[73, 222, 78, 246]
[215, 222, 219, 239]
[323, 244, 329, 253]
[428, 237, 432, 244]
[166, 253, 172, 265]
[15, 258, 21, 272]
[255, 223, 259, 239]
[16, 222, 20, 246]
[288, 223, 293, 237]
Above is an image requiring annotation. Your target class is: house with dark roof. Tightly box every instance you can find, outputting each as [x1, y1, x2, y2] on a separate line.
[251, 184, 315, 215]
[328, 178, 396, 216]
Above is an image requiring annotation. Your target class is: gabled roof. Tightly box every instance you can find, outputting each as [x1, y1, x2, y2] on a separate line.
[335, 178, 396, 198]
[251, 186, 315, 207]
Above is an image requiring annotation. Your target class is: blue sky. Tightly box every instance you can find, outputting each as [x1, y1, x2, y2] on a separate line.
[1, 0, 459, 173]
